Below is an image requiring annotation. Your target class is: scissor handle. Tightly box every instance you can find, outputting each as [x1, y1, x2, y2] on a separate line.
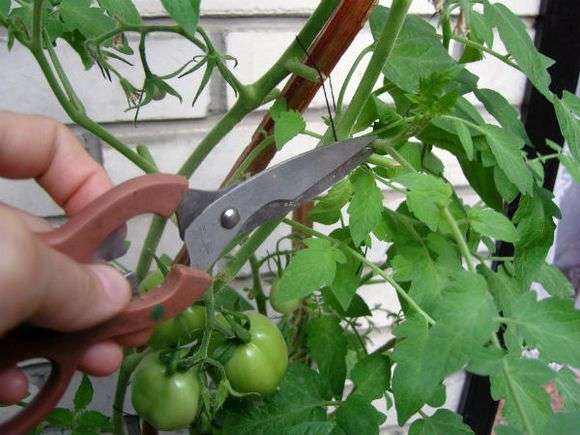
[0, 265, 213, 434]
[38, 173, 189, 263]
[0, 173, 211, 434]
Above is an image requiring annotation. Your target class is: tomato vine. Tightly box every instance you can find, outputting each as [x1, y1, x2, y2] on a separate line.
[2, 0, 580, 434]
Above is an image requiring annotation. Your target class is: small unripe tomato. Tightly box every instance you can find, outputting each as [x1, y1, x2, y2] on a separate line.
[139, 271, 207, 349]
[223, 312, 288, 395]
[131, 352, 200, 431]
[138, 270, 165, 293]
[269, 280, 301, 315]
[148, 305, 207, 349]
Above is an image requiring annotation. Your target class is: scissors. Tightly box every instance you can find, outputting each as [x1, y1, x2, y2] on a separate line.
[0, 135, 374, 434]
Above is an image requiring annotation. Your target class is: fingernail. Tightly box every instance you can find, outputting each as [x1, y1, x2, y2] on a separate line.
[90, 265, 132, 311]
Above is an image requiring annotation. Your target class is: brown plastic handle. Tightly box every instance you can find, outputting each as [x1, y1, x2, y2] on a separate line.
[0, 173, 210, 434]
[38, 173, 189, 263]
[0, 265, 213, 435]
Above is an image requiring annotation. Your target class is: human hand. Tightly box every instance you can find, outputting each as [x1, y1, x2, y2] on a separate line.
[0, 111, 133, 404]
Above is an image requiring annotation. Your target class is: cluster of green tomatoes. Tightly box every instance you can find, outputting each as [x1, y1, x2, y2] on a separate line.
[130, 271, 296, 430]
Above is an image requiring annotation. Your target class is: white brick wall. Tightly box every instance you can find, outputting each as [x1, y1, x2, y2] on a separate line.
[134, 0, 541, 17]
[0, 1, 541, 432]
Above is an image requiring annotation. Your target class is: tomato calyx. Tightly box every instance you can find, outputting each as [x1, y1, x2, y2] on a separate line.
[213, 310, 252, 344]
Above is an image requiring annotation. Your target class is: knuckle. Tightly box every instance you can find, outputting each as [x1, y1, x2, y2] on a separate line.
[0, 211, 39, 292]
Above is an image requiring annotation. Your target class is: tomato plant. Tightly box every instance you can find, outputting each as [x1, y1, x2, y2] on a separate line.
[3, 0, 580, 434]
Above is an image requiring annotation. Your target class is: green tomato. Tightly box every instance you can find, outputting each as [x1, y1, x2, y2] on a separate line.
[131, 352, 200, 431]
[224, 312, 288, 395]
[148, 305, 207, 349]
[269, 281, 301, 314]
[139, 271, 207, 349]
[138, 270, 165, 293]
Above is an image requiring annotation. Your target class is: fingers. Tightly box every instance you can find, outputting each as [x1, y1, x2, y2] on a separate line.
[0, 111, 112, 215]
[78, 341, 124, 376]
[116, 328, 153, 348]
[0, 367, 28, 405]
[0, 203, 52, 233]
[0, 208, 131, 335]
[0, 341, 125, 405]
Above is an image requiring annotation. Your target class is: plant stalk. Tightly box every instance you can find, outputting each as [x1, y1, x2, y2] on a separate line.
[441, 206, 476, 272]
[30, 0, 157, 174]
[323, 0, 413, 142]
[249, 255, 268, 315]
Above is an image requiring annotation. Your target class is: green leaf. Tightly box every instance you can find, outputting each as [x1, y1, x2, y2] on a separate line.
[554, 94, 580, 162]
[495, 426, 523, 435]
[74, 375, 93, 411]
[513, 188, 559, 287]
[273, 111, 306, 150]
[555, 368, 580, 412]
[468, 207, 519, 242]
[161, 0, 200, 38]
[392, 317, 433, 424]
[478, 265, 524, 317]
[563, 90, 580, 113]
[0, 0, 9, 19]
[454, 119, 474, 160]
[269, 98, 288, 119]
[307, 316, 347, 399]
[534, 262, 574, 299]
[46, 408, 74, 429]
[489, 355, 553, 433]
[470, 11, 494, 48]
[370, 6, 458, 93]
[286, 422, 335, 435]
[277, 238, 346, 303]
[458, 157, 504, 211]
[329, 257, 362, 310]
[426, 383, 446, 408]
[220, 364, 329, 434]
[420, 272, 497, 390]
[351, 353, 391, 401]
[77, 410, 113, 432]
[409, 409, 473, 435]
[59, 0, 116, 39]
[322, 288, 371, 318]
[507, 292, 580, 366]
[309, 179, 352, 225]
[191, 59, 215, 108]
[213, 285, 253, 311]
[335, 395, 385, 435]
[475, 88, 530, 144]
[396, 173, 452, 232]
[494, 166, 519, 203]
[390, 230, 461, 314]
[459, 31, 484, 64]
[347, 167, 383, 246]
[557, 152, 580, 184]
[542, 412, 580, 435]
[486, 3, 552, 98]
[97, 0, 142, 25]
[480, 124, 534, 195]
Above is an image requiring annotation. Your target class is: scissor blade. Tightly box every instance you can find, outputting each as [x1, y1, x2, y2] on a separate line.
[178, 135, 375, 271]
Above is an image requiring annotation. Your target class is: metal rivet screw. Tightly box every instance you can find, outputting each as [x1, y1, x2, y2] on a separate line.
[220, 208, 240, 229]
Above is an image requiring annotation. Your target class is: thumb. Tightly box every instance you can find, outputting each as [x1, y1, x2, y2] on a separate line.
[0, 209, 131, 334]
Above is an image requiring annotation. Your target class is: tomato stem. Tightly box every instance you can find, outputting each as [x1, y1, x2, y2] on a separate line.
[249, 255, 268, 316]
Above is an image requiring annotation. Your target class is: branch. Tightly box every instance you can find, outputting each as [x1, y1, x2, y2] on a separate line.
[223, 0, 377, 180]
